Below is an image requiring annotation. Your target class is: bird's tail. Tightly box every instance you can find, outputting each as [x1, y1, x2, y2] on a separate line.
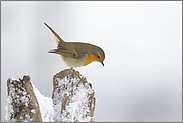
[48, 49, 58, 54]
[44, 23, 65, 46]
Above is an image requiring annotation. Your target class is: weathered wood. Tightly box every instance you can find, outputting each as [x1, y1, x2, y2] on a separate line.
[6, 69, 96, 122]
[52, 69, 96, 122]
[7, 76, 42, 122]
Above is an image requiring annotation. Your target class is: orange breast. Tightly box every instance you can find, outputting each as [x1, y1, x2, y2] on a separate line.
[83, 54, 100, 66]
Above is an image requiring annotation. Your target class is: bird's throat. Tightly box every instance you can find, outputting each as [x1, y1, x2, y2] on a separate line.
[83, 54, 99, 66]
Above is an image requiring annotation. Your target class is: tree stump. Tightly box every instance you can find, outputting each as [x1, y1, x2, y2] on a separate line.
[52, 69, 96, 122]
[6, 75, 42, 122]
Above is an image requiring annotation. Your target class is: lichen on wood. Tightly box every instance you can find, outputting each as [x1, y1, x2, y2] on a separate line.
[5, 69, 96, 122]
[6, 76, 42, 122]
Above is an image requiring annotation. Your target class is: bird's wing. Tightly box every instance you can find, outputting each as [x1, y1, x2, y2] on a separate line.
[55, 43, 84, 59]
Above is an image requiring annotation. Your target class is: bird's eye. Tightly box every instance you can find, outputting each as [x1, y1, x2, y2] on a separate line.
[97, 56, 100, 58]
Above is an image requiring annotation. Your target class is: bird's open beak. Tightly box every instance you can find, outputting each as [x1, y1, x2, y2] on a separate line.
[101, 61, 104, 67]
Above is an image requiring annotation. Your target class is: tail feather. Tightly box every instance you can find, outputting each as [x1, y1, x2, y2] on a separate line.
[44, 23, 65, 46]
[48, 49, 57, 53]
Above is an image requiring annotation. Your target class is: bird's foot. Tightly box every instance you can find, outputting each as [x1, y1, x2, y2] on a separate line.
[70, 68, 87, 86]
[71, 68, 82, 80]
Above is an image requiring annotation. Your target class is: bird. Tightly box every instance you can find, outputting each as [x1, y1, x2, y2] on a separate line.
[44, 23, 105, 79]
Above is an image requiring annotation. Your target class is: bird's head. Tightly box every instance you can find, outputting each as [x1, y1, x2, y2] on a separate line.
[83, 46, 105, 67]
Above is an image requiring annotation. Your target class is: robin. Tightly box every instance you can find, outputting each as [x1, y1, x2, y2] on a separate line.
[44, 23, 105, 79]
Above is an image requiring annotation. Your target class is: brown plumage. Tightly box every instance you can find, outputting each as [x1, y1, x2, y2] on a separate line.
[44, 23, 105, 68]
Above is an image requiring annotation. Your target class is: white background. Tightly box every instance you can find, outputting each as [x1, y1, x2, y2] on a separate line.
[1, 1, 182, 122]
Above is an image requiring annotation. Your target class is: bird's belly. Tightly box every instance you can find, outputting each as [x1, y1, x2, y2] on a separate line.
[60, 55, 88, 68]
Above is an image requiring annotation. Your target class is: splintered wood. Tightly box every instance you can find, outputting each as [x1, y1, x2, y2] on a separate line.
[52, 69, 96, 122]
[7, 76, 42, 122]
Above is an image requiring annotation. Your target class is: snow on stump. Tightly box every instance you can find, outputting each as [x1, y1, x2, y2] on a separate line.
[6, 75, 42, 122]
[52, 69, 96, 122]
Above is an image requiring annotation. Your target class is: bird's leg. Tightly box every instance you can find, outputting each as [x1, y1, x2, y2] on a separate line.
[71, 68, 82, 80]
[71, 68, 87, 87]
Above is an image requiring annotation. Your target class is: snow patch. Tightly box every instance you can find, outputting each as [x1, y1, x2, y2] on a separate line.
[5, 73, 95, 122]
[32, 83, 54, 122]
[53, 76, 95, 122]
